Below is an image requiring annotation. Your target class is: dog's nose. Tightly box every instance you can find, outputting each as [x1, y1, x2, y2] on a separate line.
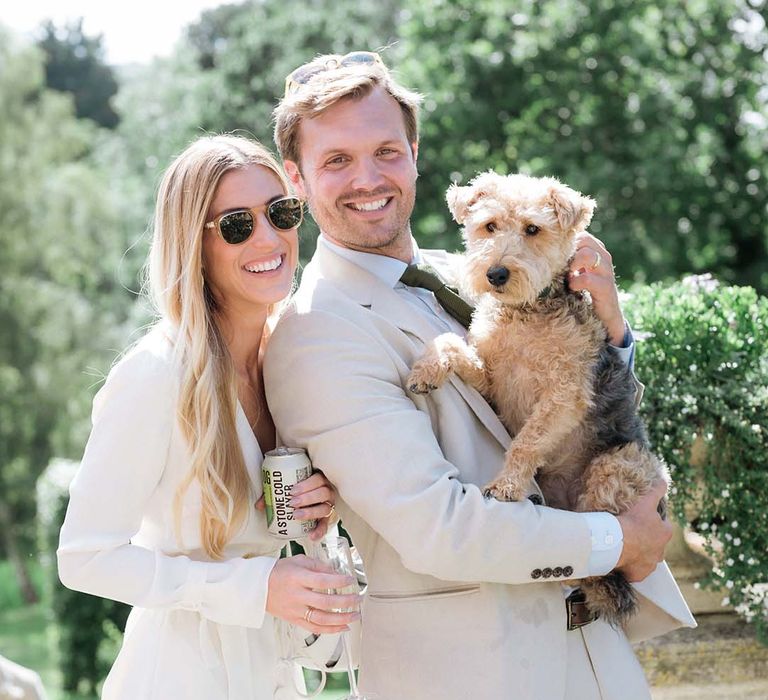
[486, 266, 510, 287]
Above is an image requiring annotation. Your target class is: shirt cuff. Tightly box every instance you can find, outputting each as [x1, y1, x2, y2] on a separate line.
[583, 511, 624, 576]
[609, 322, 635, 369]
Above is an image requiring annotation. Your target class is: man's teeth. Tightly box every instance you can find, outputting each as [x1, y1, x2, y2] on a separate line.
[244, 256, 282, 273]
[350, 198, 388, 211]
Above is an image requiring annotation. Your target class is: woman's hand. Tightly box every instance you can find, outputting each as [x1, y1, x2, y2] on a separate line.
[266, 554, 361, 634]
[256, 470, 338, 541]
[568, 232, 627, 347]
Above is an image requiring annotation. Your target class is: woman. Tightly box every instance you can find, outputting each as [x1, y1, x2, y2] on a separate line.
[57, 135, 360, 699]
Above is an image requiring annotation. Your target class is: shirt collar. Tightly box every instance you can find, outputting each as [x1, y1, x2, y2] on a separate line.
[318, 234, 422, 289]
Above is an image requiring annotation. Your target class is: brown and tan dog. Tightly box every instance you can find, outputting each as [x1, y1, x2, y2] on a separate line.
[407, 172, 669, 625]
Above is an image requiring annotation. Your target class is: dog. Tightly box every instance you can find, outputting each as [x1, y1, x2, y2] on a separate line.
[406, 172, 669, 626]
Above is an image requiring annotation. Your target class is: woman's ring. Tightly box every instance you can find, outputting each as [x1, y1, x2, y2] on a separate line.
[590, 250, 602, 270]
[304, 606, 316, 623]
[324, 501, 337, 519]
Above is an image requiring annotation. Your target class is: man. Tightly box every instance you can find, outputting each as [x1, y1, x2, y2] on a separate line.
[264, 52, 695, 699]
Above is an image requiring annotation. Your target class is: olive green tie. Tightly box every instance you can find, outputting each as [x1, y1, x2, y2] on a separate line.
[399, 264, 474, 329]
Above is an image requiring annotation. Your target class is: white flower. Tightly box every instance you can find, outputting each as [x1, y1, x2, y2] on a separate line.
[731, 521, 739, 528]
[722, 596, 730, 606]
[721, 488, 730, 498]
[727, 558, 735, 566]
[734, 538, 742, 546]
[726, 580, 734, 589]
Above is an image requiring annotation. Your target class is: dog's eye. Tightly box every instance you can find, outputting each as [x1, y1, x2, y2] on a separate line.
[485, 221, 497, 233]
[525, 224, 540, 236]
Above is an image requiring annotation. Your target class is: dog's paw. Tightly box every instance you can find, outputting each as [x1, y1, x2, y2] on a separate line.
[483, 476, 526, 502]
[407, 360, 447, 395]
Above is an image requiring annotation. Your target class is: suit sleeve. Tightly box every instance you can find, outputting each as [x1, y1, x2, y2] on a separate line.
[57, 347, 277, 628]
[264, 308, 594, 584]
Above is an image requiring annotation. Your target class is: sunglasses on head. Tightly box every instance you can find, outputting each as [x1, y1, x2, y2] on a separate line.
[284, 51, 383, 96]
[204, 196, 303, 245]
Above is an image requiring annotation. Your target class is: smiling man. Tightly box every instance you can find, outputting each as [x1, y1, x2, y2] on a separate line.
[264, 52, 695, 700]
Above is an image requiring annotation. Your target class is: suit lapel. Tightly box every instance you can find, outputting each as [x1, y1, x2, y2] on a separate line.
[310, 242, 512, 451]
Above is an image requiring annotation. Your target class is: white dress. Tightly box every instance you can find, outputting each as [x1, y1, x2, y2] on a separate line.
[57, 327, 308, 700]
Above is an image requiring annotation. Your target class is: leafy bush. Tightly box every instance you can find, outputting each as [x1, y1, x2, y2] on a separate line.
[625, 276, 768, 640]
[37, 459, 129, 695]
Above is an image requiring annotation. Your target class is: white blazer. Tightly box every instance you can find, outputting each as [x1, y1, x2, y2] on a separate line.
[263, 241, 696, 700]
[58, 327, 309, 700]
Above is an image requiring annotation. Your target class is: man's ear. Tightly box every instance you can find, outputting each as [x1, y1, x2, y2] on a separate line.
[283, 160, 306, 198]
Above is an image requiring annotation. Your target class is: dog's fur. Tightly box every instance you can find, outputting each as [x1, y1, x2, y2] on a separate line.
[407, 172, 669, 626]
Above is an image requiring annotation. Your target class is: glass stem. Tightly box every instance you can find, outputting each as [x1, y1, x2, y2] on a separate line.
[342, 631, 359, 697]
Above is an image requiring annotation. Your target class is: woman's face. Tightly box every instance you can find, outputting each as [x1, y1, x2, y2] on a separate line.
[202, 164, 298, 317]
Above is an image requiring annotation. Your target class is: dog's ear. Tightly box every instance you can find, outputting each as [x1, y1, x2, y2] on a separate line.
[549, 185, 596, 232]
[446, 184, 486, 224]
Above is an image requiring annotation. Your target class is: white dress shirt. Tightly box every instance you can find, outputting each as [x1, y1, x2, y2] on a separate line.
[320, 234, 625, 575]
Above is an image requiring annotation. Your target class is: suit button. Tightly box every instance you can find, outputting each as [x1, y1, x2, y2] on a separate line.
[542, 567, 553, 578]
[531, 569, 543, 579]
[553, 567, 563, 577]
[527, 494, 543, 505]
[563, 566, 574, 577]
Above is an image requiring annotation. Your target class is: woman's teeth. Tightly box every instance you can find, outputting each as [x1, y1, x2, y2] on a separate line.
[244, 256, 282, 273]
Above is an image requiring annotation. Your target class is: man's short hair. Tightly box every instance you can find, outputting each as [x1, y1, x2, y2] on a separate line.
[273, 53, 423, 166]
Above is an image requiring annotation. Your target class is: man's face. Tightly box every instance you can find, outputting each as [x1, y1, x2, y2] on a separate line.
[285, 86, 418, 261]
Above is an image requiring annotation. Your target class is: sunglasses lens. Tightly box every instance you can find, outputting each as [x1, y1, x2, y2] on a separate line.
[342, 51, 378, 66]
[268, 198, 303, 230]
[219, 211, 254, 244]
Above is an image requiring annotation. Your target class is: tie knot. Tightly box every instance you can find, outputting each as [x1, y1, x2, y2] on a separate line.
[399, 263, 475, 329]
[399, 264, 446, 293]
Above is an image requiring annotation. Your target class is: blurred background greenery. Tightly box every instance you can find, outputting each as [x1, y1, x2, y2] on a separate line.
[0, 0, 766, 697]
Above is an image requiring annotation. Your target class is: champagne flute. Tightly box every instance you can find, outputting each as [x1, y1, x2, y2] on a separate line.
[310, 536, 366, 700]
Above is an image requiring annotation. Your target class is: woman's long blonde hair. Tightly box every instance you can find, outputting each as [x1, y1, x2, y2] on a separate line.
[148, 134, 291, 559]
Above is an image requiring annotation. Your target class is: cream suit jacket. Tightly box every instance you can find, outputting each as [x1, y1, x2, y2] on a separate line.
[263, 241, 696, 700]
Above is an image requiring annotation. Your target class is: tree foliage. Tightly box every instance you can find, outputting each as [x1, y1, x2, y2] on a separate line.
[398, 0, 768, 291]
[37, 19, 120, 128]
[0, 27, 142, 589]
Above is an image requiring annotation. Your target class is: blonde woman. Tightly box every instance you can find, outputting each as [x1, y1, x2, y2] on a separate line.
[57, 135, 360, 699]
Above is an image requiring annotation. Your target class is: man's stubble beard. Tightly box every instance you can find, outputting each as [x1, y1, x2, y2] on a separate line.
[304, 180, 417, 255]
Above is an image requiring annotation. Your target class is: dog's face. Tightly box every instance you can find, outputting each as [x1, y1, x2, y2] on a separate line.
[447, 172, 596, 305]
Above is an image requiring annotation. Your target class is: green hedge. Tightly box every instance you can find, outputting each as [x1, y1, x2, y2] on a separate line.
[37, 459, 129, 696]
[625, 276, 768, 640]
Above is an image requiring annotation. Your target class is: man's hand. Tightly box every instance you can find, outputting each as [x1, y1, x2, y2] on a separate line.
[568, 232, 626, 346]
[615, 480, 673, 582]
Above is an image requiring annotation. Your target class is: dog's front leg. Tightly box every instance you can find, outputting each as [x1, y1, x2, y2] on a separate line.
[408, 333, 489, 395]
[485, 396, 590, 501]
